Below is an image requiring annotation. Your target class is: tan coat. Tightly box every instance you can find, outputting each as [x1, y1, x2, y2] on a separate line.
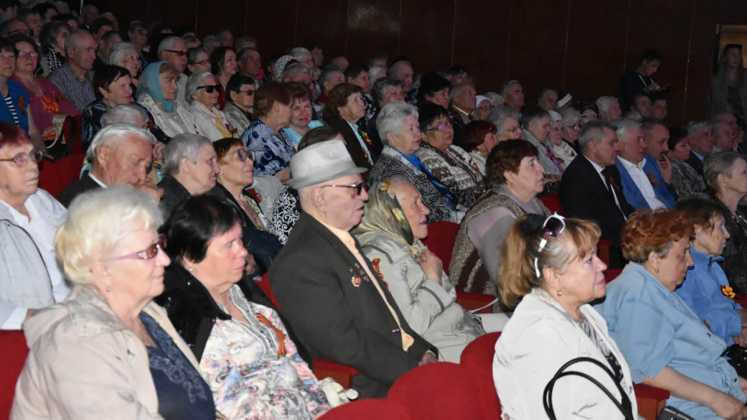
[11, 286, 201, 420]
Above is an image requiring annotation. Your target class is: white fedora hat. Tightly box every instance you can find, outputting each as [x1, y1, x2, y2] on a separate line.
[288, 139, 367, 190]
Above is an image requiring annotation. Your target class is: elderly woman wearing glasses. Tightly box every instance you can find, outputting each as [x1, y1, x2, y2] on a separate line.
[354, 178, 488, 362]
[598, 210, 747, 419]
[493, 213, 638, 419]
[157, 195, 331, 419]
[12, 187, 217, 419]
[0, 124, 68, 330]
[182, 71, 235, 141]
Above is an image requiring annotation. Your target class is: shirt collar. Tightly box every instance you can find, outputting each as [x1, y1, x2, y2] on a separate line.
[690, 244, 724, 265]
[618, 156, 646, 170]
[88, 172, 108, 188]
[584, 156, 605, 175]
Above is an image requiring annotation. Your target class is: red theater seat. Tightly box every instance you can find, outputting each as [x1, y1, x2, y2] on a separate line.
[0, 330, 28, 419]
[460, 332, 502, 419]
[422, 221, 460, 271]
[319, 398, 412, 420]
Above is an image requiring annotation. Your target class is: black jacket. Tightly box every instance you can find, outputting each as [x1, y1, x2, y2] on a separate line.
[686, 152, 705, 176]
[158, 175, 192, 220]
[207, 183, 282, 273]
[560, 155, 633, 267]
[325, 115, 377, 169]
[58, 173, 102, 207]
[269, 212, 436, 398]
[155, 263, 311, 363]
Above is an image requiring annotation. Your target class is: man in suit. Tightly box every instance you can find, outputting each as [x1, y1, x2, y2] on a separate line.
[58, 124, 158, 207]
[613, 119, 675, 209]
[560, 121, 633, 268]
[270, 138, 437, 398]
[685, 120, 714, 176]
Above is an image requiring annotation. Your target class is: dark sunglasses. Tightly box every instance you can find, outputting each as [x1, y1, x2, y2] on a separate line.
[197, 84, 220, 93]
[321, 181, 368, 196]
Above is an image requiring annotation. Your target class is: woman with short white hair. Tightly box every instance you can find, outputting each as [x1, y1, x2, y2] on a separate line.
[12, 187, 217, 419]
[109, 42, 141, 87]
[181, 71, 235, 141]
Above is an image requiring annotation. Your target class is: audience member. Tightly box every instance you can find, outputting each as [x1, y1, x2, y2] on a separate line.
[537, 88, 558, 112]
[323, 82, 376, 168]
[448, 81, 476, 144]
[38, 20, 68, 76]
[558, 107, 582, 150]
[547, 111, 577, 170]
[500, 80, 524, 115]
[0, 124, 68, 330]
[108, 42, 141, 87]
[461, 119, 498, 175]
[709, 44, 747, 127]
[355, 178, 488, 362]
[685, 120, 714, 175]
[495, 214, 636, 419]
[668, 126, 707, 199]
[182, 71, 234, 140]
[521, 109, 563, 178]
[186, 46, 210, 75]
[81, 65, 134, 147]
[59, 124, 157, 206]
[242, 81, 292, 179]
[270, 139, 437, 398]
[713, 111, 739, 152]
[48, 30, 96, 111]
[159, 133, 218, 217]
[222, 73, 255, 134]
[157, 36, 188, 102]
[137, 61, 190, 137]
[281, 81, 323, 148]
[450, 139, 548, 296]
[210, 46, 237, 102]
[596, 96, 622, 122]
[599, 210, 747, 419]
[11, 187, 216, 419]
[388, 58, 414, 102]
[619, 49, 664, 110]
[237, 47, 263, 82]
[489, 108, 522, 142]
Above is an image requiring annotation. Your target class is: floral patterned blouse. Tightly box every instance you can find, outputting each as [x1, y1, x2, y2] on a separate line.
[200, 286, 330, 419]
[242, 119, 294, 177]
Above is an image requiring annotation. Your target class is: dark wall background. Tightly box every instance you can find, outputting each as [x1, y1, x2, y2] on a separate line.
[98, 0, 747, 125]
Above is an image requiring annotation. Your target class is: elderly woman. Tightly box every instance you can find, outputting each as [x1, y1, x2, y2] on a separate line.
[0, 124, 68, 330]
[0, 38, 43, 149]
[38, 20, 68, 76]
[108, 42, 141, 87]
[12, 187, 216, 419]
[494, 214, 637, 419]
[210, 137, 281, 274]
[81, 64, 134, 147]
[489, 108, 522, 142]
[137, 61, 190, 137]
[10, 34, 77, 143]
[705, 151, 747, 293]
[187, 47, 210, 75]
[323, 82, 377, 168]
[559, 107, 582, 151]
[355, 178, 487, 362]
[548, 111, 577, 170]
[668, 126, 707, 198]
[241, 82, 292, 181]
[675, 197, 747, 346]
[449, 140, 549, 296]
[210, 46, 237, 93]
[416, 102, 484, 212]
[281, 82, 323, 149]
[157, 195, 331, 419]
[369, 102, 457, 222]
[599, 210, 747, 419]
[461, 120, 498, 176]
[223, 73, 255, 135]
[182, 71, 235, 141]
[159, 133, 219, 218]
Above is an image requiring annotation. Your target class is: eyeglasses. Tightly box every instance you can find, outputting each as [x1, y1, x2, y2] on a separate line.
[190, 59, 209, 66]
[534, 213, 566, 278]
[164, 49, 187, 57]
[0, 51, 16, 60]
[0, 150, 44, 166]
[235, 148, 250, 162]
[321, 181, 368, 196]
[197, 84, 220, 93]
[18, 51, 38, 59]
[108, 236, 166, 261]
[426, 120, 452, 132]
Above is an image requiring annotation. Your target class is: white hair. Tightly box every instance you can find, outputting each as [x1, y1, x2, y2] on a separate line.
[55, 186, 162, 285]
[387, 60, 412, 80]
[157, 36, 183, 55]
[108, 42, 137, 67]
[163, 133, 212, 176]
[289, 47, 311, 61]
[87, 123, 156, 164]
[185, 71, 214, 104]
[687, 120, 711, 136]
[376, 102, 418, 145]
[612, 119, 641, 142]
[560, 107, 581, 127]
[489, 107, 519, 132]
[282, 63, 310, 80]
[596, 96, 619, 114]
[100, 104, 148, 128]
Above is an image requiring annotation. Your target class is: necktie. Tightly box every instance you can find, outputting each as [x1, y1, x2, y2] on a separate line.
[602, 168, 627, 220]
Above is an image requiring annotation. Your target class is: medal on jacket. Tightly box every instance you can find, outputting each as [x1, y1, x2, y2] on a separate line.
[721, 285, 736, 299]
[351, 275, 362, 288]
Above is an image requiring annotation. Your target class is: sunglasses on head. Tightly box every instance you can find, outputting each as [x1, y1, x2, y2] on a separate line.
[534, 213, 566, 278]
[197, 84, 220, 93]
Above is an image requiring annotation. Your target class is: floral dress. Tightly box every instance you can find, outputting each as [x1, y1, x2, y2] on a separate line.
[242, 119, 294, 177]
[200, 286, 330, 419]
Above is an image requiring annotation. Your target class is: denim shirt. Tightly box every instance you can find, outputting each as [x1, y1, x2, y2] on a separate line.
[597, 262, 746, 419]
[676, 245, 742, 345]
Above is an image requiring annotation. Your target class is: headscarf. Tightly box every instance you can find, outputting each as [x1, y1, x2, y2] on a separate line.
[272, 54, 295, 82]
[139, 61, 175, 113]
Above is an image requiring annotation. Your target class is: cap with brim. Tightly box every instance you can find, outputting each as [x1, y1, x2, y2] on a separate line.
[287, 139, 368, 190]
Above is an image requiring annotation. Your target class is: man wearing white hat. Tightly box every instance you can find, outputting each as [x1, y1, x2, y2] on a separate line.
[269, 139, 437, 398]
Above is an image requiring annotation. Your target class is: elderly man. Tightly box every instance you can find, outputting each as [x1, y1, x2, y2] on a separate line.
[685, 120, 714, 175]
[560, 121, 633, 267]
[501, 80, 525, 115]
[613, 119, 674, 210]
[58, 124, 157, 207]
[537, 88, 558, 112]
[48, 30, 97, 111]
[238, 47, 263, 83]
[713, 112, 740, 152]
[596, 96, 623, 122]
[158, 133, 218, 218]
[270, 138, 437, 398]
[157, 36, 188, 103]
[388, 59, 414, 103]
[449, 81, 476, 144]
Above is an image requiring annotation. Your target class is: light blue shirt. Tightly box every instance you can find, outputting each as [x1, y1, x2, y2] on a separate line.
[281, 120, 324, 149]
[597, 262, 746, 419]
[676, 246, 742, 345]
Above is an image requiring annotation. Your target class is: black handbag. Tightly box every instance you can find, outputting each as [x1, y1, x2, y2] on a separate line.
[722, 344, 747, 379]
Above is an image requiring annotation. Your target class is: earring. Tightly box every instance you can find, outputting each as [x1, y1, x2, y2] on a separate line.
[556, 288, 563, 297]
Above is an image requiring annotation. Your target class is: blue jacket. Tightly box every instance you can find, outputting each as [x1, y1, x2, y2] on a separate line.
[615, 155, 675, 209]
[676, 246, 742, 346]
[0, 80, 30, 132]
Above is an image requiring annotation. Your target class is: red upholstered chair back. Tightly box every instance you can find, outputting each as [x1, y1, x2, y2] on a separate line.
[539, 192, 562, 214]
[258, 273, 279, 307]
[421, 221, 460, 271]
[37, 153, 85, 198]
[0, 331, 28, 418]
[460, 332, 502, 419]
[604, 268, 623, 283]
[388, 362, 485, 420]
[319, 398, 412, 420]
